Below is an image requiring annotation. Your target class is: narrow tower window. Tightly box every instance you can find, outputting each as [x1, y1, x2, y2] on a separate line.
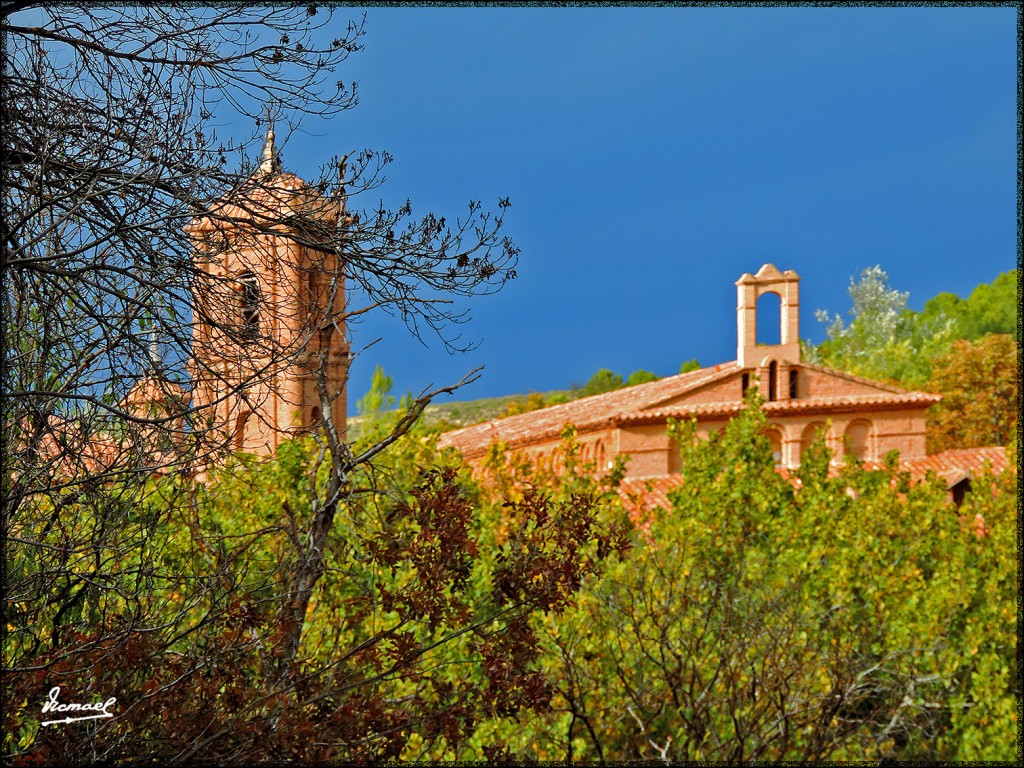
[234, 410, 251, 452]
[789, 369, 799, 399]
[239, 273, 260, 341]
[768, 360, 778, 402]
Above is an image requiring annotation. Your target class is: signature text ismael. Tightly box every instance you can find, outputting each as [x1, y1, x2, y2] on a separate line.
[41, 687, 117, 726]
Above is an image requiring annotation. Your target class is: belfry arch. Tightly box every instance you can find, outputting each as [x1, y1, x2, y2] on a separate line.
[755, 291, 781, 345]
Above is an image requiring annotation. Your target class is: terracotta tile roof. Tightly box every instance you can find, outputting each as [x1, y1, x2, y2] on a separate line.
[888, 446, 1009, 484]
[187, 169, 339, 235]
[439, 361, 741, 457]
[121, 375, 187, 413]
[440, 358, 939, 459]
[619, 475, 685, 521]
[617, 446, 1009, 518]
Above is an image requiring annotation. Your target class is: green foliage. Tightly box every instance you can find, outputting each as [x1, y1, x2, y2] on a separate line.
[5, 423, 628, 762]
[353, 365, 415, 441]
[625, 369, 660, 386]
[490, 394, 1017, 762]
[357, 364, 396, 417]
[502, 391, 552, 417]
[808, 266, 958, 387]
[923, 269, 1018, 341]
[809, 267, 1017, 388]
[679, 358, 701, 374]
[577, 368, 625, 398]
[8, 388, 1014, 761]
[926, 334, 1018, 452]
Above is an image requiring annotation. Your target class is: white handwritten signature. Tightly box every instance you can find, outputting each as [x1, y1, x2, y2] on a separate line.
[40, 686, 117, 727]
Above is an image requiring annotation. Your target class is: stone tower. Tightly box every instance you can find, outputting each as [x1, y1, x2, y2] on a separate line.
[187, 123, 349, 456]
[736, 263, 801, 402]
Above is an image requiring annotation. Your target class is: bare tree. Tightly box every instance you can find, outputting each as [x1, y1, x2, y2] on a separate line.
[1, 6, 550, 762]
[2, 3, 516, 511]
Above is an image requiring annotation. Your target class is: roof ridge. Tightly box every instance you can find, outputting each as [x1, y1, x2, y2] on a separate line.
[637, 362, 741, 412]
[614, 391, 943, 424]
[439, 361, 735, 442]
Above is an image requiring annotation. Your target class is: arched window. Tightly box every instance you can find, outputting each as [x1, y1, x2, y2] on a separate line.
[800, 421, 828, 464]
[844, 420, 872, 460]
[239, 272, 260, 341]
[595, 440, 606, 472]
[767, 360, 778, 402]
[309, 405, 321, 428]
[234, 410, 252, 452]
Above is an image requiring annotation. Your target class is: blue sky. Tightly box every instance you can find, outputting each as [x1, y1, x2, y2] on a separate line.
[275, 6, 1017, 410]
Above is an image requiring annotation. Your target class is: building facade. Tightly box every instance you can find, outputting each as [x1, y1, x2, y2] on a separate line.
[439, 265, 974, 482]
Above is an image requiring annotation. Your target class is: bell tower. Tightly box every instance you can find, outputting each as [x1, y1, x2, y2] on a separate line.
[187, 121, 349, 456]
[736, 264, 801, 367]
[736, 264, 800, 402]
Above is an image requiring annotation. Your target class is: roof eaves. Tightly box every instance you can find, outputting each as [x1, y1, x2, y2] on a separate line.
[454, 417, 617, 461]
[615, 392, 942, 425]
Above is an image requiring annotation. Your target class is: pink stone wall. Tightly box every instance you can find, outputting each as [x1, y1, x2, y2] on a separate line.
[801, 367, 892, 398]
[660, 374, 746, 406]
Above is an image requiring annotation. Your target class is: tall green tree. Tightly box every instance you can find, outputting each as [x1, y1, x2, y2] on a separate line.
[923, 269, 1018, 341]
[808, 266, 958, 387]
[626, 369, 659, 386]
[577, 368, 625, 397]
[926, 334, 1017, 452]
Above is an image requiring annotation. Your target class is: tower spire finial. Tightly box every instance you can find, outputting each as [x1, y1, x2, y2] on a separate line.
[147, 327, 161, 373]
[259, 106, 279, 176]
